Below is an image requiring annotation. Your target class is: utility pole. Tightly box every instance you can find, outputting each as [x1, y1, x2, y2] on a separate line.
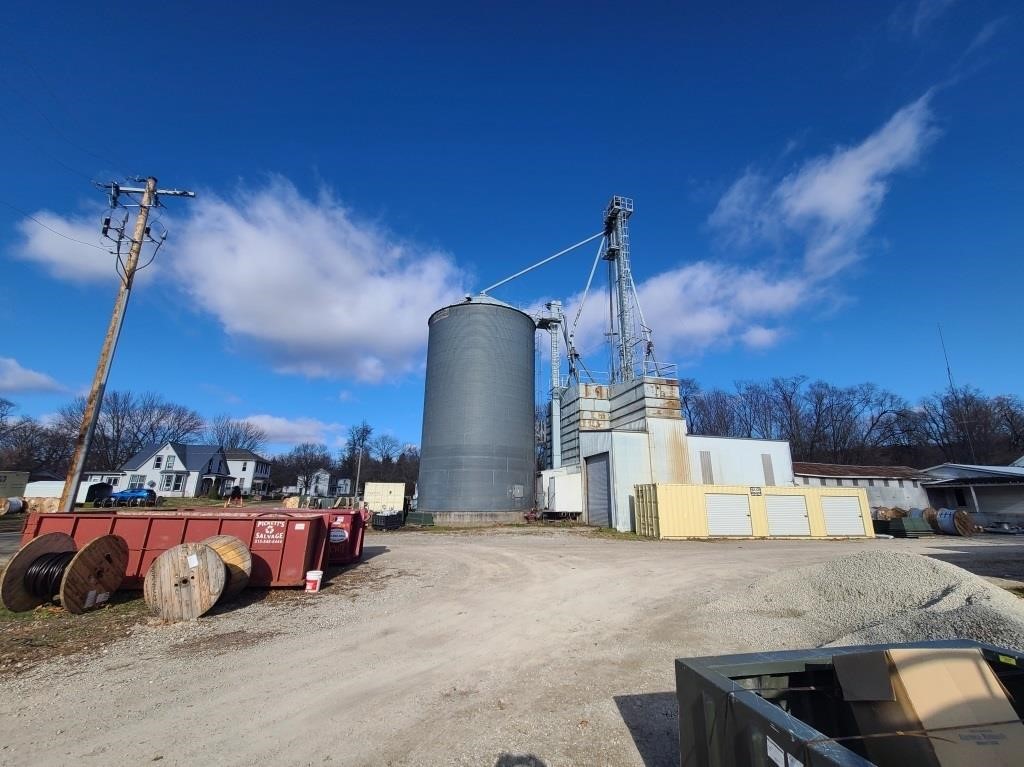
[59, 177, 195, 513]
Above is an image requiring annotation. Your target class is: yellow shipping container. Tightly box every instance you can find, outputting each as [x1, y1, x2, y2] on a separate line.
[363, 482, 406, 512]
[635, 483, 873, 539]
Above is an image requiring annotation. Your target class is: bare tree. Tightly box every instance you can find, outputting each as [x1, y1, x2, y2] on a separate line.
[207, 414, 268, 452]
[282, 442, 333, 495]
[370, 433, 401, 463]
[53, 390, 204, 470]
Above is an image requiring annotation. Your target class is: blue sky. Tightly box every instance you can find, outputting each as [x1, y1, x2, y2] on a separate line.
[1, 1, 1020, 454]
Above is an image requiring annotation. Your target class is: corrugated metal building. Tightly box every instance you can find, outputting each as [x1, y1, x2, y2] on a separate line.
[793, 462, 929, 510]
[923, 463, 1024, 527]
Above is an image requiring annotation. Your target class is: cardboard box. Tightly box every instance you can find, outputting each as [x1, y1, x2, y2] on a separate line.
[833, 647, 1024, 766]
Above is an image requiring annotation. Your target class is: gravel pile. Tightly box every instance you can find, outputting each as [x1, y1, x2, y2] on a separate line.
[701, 550, 1024, 652]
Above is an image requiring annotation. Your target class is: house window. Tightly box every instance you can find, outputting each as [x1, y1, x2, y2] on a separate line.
[868, 479, 875, 487]
[802, 476, 809, 485]
[242, 461, 247, 472]
[883, 479, 891, 487]
[166, 456, 175, 470]
[173, 475, 184, 492]
[154, 455, 162, 469]
[912, 480, 919, 488]
[898, 479, 905, 488]
[161, 475, 173, 491]
[836, 478, 844, 487]
[819, 478, 827, 486]
[128, 474, 146, 489]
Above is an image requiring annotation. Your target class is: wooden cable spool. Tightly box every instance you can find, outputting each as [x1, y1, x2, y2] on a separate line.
[0, 533, 128, 614]
[200, 534, 252, 601]
[143, 542, 226, 621]
[0, 497, 25, 516]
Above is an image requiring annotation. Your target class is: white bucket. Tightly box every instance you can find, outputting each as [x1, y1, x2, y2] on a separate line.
[305, 570, 324, 593]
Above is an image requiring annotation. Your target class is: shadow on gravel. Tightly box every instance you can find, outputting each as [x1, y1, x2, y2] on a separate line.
[614, 692, 678, 767]
[494, 754, 547, 767]
[360, 544, 390, 562]
[925, 542, 1024, 581]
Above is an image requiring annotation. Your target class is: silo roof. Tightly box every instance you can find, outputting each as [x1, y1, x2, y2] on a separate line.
[429, 293, 535, 323]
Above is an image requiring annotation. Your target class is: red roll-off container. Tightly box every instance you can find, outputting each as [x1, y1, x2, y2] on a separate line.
[20, 508, 365, 589]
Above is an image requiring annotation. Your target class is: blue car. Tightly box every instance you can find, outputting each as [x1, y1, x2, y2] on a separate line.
[93, 488, 158, 508]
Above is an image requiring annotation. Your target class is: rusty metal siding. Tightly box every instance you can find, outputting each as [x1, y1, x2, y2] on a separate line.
[417, 298, 536, 513]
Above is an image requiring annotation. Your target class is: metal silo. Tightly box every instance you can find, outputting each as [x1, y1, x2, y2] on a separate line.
[418, 294, 536, 518]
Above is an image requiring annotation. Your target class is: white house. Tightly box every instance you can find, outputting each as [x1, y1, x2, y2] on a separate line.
[224, 448, 271, 495]
[118, 442, 236, 498]
[297, 468, 332, 497]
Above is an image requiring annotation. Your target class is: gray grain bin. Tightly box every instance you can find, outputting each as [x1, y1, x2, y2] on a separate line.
[417, 294, 536, 522]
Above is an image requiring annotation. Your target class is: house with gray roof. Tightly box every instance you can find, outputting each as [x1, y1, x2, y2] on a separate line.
[119, 442, 241, 497]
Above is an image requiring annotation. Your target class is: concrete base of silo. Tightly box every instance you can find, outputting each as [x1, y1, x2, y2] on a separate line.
[428, 511, 527, 527]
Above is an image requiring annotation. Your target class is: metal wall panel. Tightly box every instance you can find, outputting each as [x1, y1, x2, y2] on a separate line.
[821, 496, 866, 535]
[764, 494, 810, 536]
[705, 493, 753, 535]
[761, 454, 776, 486]
[585, 453, 611, 527]
[417, 297, 536, 513]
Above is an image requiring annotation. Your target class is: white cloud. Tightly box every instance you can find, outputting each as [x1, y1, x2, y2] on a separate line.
[911, 0, 957, 38]
[0, 357, 64, 393]
[712, 94, 938, 278]
[740, 325, 781, 349]
[14, 212, 119, 283]
[170, 180, 467, 382]
[14, 179, 468, 383]
[242, 414, 345, 447]
[567, 263, 801, 363]
[567, 94, 939, 368]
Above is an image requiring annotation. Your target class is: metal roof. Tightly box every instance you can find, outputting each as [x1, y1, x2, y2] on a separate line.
[119, 442, 230, 473]
[792, 461, 924, 479]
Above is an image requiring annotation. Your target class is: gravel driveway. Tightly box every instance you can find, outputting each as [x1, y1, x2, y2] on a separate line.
[2, 528, 1022, 767]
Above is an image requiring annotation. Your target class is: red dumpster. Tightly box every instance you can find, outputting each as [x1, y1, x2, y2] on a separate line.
[20, 508, 365, 589]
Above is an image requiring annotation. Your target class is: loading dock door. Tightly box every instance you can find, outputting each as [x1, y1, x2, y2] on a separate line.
[705, 494, 753, 536]
[821, 496, 866, 536]
[585, 453, 611, 528]
[765, 495, 811, 536]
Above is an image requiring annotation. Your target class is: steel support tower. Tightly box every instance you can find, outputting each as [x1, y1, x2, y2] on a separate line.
[603, 196, 638, 383]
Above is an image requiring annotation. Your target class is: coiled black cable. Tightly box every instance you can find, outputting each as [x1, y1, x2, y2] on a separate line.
[24, 551, 75, 599]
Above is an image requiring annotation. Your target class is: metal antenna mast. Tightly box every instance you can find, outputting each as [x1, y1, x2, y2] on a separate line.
[59, 177, 195, 513]
[603, 196, 640, 383]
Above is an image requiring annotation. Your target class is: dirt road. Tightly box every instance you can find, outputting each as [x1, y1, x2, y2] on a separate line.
[2, 529, 1022, 767]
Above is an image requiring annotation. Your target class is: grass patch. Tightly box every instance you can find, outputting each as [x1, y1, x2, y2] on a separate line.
[0, 591, 148, 676]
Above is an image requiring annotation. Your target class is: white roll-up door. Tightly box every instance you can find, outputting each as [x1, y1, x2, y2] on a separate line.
[705, 493, 753, 536]
[821, 496, 866, 536]
[585, 453, 611, 528]
[765, 495, 811, 536]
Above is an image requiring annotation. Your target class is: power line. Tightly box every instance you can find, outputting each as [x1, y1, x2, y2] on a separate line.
[0, 199, 109, 251]
[0, 61, 131, 177]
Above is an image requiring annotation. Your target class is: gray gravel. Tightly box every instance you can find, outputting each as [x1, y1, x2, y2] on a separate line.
[702, 549, 1024, 652]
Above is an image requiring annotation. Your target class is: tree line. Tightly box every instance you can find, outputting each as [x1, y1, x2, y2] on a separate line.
[678, 377, 1024, 467]
[269, 421, 419, 495]
[0, 396, 418, 495]
[0, 391, 265, 476]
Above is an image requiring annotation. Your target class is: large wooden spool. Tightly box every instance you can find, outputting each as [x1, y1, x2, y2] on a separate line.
[143, 542, 225, 621]
[60, 535, 129, 614]
[200, 534, 252, 601]
[1, 532, 76, 612]
[0, 533, 128, 613]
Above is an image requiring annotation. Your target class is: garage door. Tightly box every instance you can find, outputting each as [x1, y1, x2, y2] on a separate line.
[821, 496, 866, 536]
[705, 493, 753, 536]
[765, 495, 811, 536]
[585, 453, 611, 528]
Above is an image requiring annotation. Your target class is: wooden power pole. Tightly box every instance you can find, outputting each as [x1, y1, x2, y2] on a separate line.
[59, 177, 195, 513]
